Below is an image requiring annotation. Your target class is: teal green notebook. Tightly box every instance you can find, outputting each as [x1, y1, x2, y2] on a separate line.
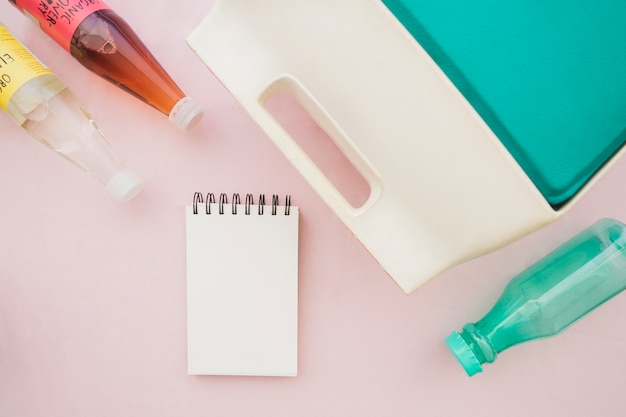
[383, 1, 626, 206]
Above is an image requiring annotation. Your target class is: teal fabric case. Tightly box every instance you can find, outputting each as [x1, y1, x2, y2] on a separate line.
[383, 1, 626, 206]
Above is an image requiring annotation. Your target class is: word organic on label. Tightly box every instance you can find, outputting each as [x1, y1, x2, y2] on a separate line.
[16, 0, 111, 51]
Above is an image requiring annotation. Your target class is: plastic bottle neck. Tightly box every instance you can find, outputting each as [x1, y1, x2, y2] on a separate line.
[446, 323, 498, 376]
[462, 323, 498, 363]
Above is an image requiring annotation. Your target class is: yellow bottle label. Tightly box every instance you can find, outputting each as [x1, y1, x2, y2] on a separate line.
[0, 26, 54, 111]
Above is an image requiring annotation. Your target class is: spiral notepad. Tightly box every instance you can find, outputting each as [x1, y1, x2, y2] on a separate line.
[185, 192, 299, 376]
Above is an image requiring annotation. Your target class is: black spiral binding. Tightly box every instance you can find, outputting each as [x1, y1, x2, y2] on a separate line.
[192, 192, 292, 215]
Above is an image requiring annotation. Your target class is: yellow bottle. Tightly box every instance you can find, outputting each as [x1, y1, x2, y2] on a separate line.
[0, 23, 142, 202]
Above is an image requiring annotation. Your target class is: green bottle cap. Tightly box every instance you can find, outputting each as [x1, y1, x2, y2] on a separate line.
[445, 331, 483, 376]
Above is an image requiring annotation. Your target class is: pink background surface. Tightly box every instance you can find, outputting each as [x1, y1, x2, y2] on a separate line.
[1, 1, 626, 415]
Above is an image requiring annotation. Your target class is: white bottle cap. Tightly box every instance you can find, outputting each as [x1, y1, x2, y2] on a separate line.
[169, 97, 204, 131]
[105, 169, 143, 203]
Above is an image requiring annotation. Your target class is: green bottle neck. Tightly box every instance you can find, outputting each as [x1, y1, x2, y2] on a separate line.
[459, 323, 498, 365]
[446, 323, 499, 376]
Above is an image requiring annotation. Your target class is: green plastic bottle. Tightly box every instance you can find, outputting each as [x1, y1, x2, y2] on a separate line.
[446, 218, 626, 376]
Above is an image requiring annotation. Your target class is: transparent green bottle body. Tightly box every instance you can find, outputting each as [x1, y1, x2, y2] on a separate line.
[446, 218, 626, 376]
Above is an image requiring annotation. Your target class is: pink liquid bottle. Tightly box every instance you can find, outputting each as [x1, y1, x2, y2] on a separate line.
[9, 0, 204, 131]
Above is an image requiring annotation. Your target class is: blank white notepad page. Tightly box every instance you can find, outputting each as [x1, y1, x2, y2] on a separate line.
[185, 197, 299, 376]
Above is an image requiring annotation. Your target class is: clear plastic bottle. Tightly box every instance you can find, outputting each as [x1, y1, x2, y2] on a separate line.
[8, 0, 204, 131]
[446, 218, 626, 376]
[0, 23, 142, 202]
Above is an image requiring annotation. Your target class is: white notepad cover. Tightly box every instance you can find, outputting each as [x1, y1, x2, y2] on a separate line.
[185, 203, 299, 376]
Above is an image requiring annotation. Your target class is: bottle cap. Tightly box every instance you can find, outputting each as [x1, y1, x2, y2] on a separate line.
[445, 331, 483, 376]
[169, 97, 204, 131]
[105, 169, 143, 203]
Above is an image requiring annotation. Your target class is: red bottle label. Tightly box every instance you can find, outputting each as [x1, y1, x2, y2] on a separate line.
[15, 0, 111, 52]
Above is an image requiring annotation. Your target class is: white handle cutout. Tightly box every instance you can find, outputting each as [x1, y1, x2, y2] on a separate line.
[262, 78, 378, 211]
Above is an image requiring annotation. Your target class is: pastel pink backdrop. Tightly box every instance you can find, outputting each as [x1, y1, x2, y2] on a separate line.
[1, 1, 626, 416]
